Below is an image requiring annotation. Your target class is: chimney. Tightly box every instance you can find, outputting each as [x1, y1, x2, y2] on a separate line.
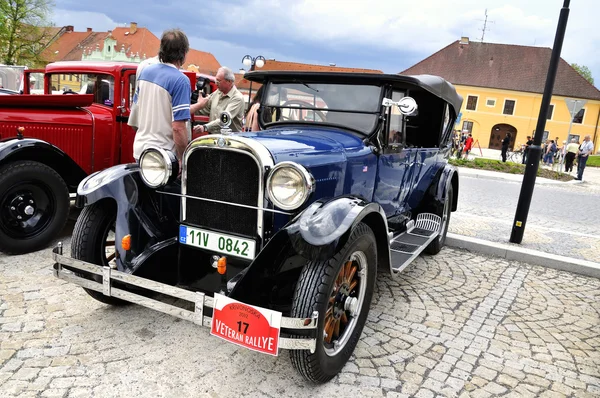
[130, 22, 138, 34]
[65, 25, 74, 32]
[87, 27, 92, 33]
[459, 36, 469, 45]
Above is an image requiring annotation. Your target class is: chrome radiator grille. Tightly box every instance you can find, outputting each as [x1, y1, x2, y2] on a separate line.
[183, 148, 260, 237]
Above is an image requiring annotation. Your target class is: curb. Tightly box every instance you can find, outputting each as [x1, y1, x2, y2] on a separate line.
[457, 168, 582, 186]
[446, 233, 600, 279]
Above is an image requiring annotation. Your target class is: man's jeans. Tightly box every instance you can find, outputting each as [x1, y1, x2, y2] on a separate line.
[577, 155, 589, 180]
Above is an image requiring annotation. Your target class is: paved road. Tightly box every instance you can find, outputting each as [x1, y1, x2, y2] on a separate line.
[450, 176, 600, 262]
[1, 240, 600, 397]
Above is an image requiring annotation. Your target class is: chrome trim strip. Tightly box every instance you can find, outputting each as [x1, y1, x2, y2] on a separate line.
[181, 135, 275, 242]
[157, 190, 292, 216]
[52, 250, 318, 351]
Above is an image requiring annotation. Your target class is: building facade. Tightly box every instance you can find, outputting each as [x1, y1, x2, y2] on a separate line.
[401, 38, 600, 153]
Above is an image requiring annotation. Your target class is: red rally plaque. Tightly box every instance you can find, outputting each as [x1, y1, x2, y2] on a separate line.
[210, 293, 282, 356]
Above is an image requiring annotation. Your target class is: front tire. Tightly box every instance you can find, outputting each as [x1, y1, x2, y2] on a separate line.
[0, 161, 69, 254]
[290, 222, 377, 383]
[71, 201, 127, 306]
[424, 184, 453, 255]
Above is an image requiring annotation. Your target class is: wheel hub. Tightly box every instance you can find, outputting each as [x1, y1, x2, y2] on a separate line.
[333, 283, 351, 319]
[7, 194, 36, 221]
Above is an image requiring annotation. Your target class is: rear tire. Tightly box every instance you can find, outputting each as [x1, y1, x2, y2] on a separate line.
[71, 201, 127, 306]
[424, 184, 453, 255]
[290, 222, 376, 383]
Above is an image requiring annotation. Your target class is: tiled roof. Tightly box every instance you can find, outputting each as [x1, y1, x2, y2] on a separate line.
[259, 60, 383, 74]
[41, 31, 95, 63]
[400, 40, 600, 101]
[233, 60, 382, 92]
[39, 24, 220, 74]
[184, 49, 220, 76]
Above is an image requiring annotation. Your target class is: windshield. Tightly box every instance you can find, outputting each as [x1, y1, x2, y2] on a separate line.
[261, 82, 382, 134]
[49, 73, 115, 106]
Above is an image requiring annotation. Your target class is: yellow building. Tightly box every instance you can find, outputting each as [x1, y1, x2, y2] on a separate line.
[401, 38, 600, 153]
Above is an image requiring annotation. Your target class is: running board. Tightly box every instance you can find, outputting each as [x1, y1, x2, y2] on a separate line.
[390, 213, 441, 273]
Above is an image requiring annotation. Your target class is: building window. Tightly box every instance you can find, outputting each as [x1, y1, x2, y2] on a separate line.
[466, 95, 478, 111]
[503, 100, 516, 115]
[462, 121, 473, 133]
[547, 104, 554, 120]
[573, 108, 585, 124]
[486, 98, 496, 107]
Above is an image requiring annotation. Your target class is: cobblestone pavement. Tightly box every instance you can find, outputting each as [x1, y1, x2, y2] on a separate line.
[2, 240, 600, 397]
[449, 175, 600, 262]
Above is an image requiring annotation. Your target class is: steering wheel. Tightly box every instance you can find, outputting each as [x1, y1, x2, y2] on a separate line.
[280, 100, 326, 122]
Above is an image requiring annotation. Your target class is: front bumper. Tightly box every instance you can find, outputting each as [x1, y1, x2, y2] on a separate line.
[51, 244, 318, 353]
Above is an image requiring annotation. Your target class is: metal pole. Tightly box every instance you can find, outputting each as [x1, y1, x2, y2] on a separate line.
[510, 0, 570, 244]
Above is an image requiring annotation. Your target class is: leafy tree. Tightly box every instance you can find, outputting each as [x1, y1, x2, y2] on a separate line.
[0, 0, 55, 66]
[571, 63, 594, 86]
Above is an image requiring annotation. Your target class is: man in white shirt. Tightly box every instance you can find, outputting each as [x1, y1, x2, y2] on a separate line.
[576, 135, 595, 181]
[129, 29, 191, 162]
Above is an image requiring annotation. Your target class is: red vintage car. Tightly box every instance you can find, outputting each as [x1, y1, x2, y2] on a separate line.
[0, 61, 215, 254]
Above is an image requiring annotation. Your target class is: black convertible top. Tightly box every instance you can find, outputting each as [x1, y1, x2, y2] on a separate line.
[244, 71, 463, 114]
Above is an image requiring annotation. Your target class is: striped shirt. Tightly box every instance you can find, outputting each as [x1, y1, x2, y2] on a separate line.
[131, 63, 191, 160]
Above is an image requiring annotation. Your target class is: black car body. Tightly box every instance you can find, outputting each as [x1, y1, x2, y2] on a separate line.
[53, 71, 462, 382]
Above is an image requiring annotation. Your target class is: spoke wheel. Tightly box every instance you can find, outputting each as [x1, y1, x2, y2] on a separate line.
[323, 251, 367, 356]
[290, 222, 376, 383]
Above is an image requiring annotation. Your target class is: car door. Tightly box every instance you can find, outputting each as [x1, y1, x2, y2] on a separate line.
[373, 90, 421, 219]
[119, 69, 137, 164]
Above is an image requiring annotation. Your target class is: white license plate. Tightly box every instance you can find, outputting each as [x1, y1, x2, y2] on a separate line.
[179, 225, 256, 260]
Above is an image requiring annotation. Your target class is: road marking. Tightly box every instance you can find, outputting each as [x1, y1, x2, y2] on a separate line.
[453, 212, 600, 239]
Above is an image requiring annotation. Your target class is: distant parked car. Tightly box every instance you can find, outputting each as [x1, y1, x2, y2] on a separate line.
[53, 71, 462, 383]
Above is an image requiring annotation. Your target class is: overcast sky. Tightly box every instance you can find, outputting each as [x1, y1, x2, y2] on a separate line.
[51, 0, 599, 88]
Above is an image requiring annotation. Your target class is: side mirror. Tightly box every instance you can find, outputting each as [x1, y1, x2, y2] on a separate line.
[382, 96, 418, 115]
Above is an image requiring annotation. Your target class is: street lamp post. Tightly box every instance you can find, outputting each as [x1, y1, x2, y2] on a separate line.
[240, 55, 265, 111]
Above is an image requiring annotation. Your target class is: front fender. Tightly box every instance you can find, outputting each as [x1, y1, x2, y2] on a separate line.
[288, 196, 389, 263]
[76, 164, 180, 272]
[228, 196, 391, 306]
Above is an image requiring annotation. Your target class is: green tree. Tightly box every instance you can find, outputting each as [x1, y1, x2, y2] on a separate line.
[571, 63, 594, 86]
[0, 0, 55, 66]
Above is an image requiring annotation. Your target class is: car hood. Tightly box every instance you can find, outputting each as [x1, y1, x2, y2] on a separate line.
[242, 126, 365, 166]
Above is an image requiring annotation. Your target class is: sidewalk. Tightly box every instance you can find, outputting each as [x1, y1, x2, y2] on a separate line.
[448, 151, 600, 279]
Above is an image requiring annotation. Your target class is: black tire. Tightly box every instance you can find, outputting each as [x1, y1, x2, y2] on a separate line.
[424, 184, 453, 255]
[0, 161, 69, 254]
[290, 222, 377, 383]
[71, 201, 127, 306]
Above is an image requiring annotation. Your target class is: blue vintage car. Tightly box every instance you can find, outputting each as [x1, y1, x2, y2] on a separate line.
[53, 71, 462, 383]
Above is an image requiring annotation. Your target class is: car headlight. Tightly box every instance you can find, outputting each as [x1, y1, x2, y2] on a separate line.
[139, 148, 178, 188]
[266, 162, 314, 210]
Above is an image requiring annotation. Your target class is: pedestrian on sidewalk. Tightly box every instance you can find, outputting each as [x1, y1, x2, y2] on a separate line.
[523, 135, 533, 164]
[543, 140, 556, 166]
[575, 135, 595, 181]
[501, 132, 511, 162]
[464, 133, 473, 158]
[565, 138, 578, 172]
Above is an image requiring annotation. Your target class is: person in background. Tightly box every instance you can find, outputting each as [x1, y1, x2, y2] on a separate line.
[575, 135, 594, 181]
[501, 132, 511, 162]
[543, 139, 556, 166]
[130, 28, 191, 162]
[564, 138, 579, 173]
[463, 133, 473, 158]
[523, 135, 533, 164]
[191, 67, 245, 134]
[244, 85, 264, 132]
